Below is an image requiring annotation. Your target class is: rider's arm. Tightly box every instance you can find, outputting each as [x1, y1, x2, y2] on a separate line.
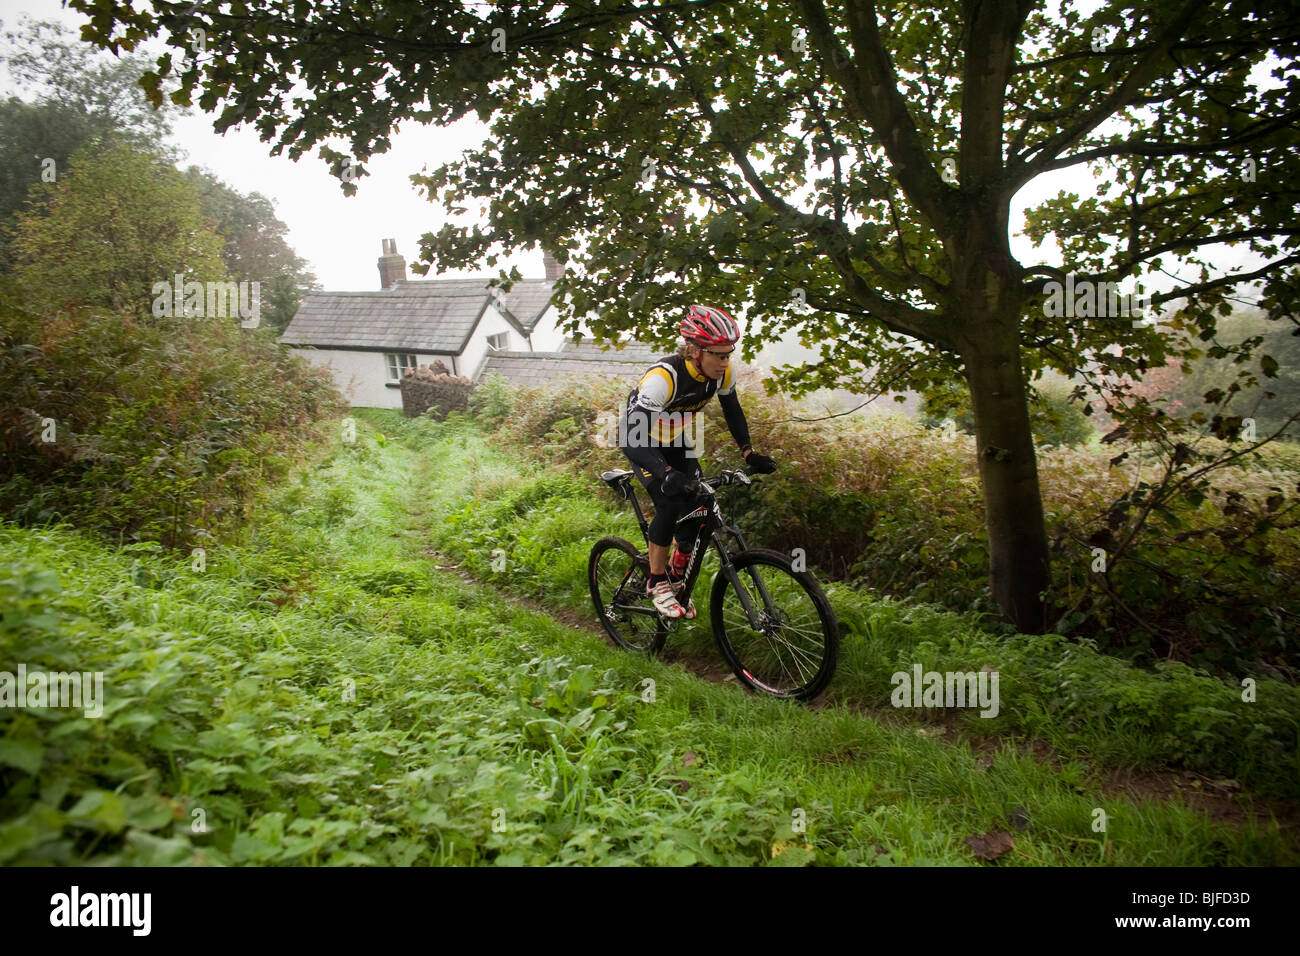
[622, 432, 670, 479]
[716, 364, 753, 454]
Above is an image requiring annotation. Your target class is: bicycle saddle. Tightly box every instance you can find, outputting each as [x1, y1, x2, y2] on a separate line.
[600, 469, 634, 489]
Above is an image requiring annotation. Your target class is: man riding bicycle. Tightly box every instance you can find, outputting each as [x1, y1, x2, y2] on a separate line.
[619, 304, 777, 620]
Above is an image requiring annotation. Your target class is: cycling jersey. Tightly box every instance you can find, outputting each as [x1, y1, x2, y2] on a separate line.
[620, 353, 752, 481]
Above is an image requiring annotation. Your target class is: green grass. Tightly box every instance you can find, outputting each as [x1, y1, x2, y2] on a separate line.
[0, 408, 1294, 866]
[421, 412, 1300, 805]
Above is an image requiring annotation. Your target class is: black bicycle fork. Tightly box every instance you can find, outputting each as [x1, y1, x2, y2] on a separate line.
[682, 506, 779, 632]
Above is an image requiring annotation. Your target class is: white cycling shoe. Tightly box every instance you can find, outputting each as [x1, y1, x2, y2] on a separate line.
[670, 577, 697, 619]
[647, 580, 692, 619]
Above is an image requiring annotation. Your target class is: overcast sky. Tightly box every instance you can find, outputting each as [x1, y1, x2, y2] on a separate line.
[0, 0, 1268, 337]
[0, 0, 540, 293]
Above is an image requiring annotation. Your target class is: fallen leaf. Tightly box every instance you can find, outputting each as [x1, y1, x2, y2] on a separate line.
[1009, 806, 1031, 832]
[964, 829, 1014, 862]
[682, 750, 697, 767]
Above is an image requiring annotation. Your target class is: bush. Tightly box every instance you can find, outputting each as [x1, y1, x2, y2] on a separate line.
[1031, 378, 1096, 448]
[0, 286, 345, 546]
[487, 373, 633, 478]
[467, 370, 513, 430]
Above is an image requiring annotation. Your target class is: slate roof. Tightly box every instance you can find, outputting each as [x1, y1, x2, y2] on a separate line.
[280, 278, 556, 352]
[476, 339, 665, 386]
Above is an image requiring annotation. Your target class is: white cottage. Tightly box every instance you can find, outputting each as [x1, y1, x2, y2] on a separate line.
[281, 241, 656, 408]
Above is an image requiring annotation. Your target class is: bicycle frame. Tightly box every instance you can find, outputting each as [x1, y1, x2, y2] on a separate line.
[607, 471, 778, 630]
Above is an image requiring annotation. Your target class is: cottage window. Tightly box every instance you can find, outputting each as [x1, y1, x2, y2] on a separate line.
[487, 332, 509, 351]
[386, 353, 418, 380]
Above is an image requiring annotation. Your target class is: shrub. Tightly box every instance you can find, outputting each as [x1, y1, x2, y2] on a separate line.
[467, 370, 513, 430]
[0, 285, 345, 546]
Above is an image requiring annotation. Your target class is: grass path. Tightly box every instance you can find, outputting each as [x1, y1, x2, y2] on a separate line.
[371, 411, 1298, 865]
[1, 410, 1294, 865]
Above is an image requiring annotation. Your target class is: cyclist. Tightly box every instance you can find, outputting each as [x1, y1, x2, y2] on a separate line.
[619, 304, 776, 619]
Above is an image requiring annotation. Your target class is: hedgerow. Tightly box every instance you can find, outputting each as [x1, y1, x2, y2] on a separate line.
[463, 369, 1300, 678]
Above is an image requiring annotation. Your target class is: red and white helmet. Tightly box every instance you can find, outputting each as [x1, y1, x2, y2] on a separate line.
[680, 304, 739, 348]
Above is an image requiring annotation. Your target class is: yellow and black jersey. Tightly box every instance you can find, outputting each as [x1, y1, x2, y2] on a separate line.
[626, 353, 736, 443]
[620, 353, 752, 481]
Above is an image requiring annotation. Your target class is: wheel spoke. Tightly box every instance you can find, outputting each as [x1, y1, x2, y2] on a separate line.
[716, 558, 835, 697]
[763, 628, 823, 668]
[590, 539, 663, 654]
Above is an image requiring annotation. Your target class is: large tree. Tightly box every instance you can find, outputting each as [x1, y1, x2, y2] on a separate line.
[0, 18, 181, 239]
[73, 0, 1300, 630]
[0, 19, 313, 331]
[10, 141, 226, 315]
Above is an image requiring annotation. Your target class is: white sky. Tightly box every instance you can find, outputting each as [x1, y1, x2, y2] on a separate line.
[0, 0, 529, 292]
[0, 0, 1269, 324]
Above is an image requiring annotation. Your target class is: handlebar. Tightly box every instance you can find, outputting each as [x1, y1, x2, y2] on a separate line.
[689, 468, 755, 496]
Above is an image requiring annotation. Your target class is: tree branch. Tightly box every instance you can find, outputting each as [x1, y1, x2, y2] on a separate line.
[1148, 255, 1300, 307]
[959, 0, 1032, 185]
[1030, 107, 1300, 176]
[1011, 0, 1204, 187]
[648, 11, 953, 348]
[795, 0, 954, 232]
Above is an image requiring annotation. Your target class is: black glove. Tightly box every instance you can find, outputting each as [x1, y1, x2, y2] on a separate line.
[745, 451, 776, 474]
[661, 467, 695, 497]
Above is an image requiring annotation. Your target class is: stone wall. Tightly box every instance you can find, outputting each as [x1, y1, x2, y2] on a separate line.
[399, 361, 475, 418]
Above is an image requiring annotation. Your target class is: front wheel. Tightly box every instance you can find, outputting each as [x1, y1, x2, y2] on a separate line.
[588, 536, 666, 654]
[710, 549, 839, 700]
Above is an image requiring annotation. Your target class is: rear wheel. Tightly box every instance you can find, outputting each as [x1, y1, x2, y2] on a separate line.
[710, 549, 838, 700]
[588, 536, 666, 654]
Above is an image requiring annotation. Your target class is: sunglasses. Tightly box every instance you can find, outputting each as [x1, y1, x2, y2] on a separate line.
[701, 348, 734, 359]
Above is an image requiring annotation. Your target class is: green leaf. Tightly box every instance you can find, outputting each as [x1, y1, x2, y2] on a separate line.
[67, 789, 127, 833]
[0, 821, 42, 863]
[126, 831, 195, 866]
[0, 739, 45, 775]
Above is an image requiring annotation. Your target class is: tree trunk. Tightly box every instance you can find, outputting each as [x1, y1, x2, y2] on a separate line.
[960, 318, 1051, 632]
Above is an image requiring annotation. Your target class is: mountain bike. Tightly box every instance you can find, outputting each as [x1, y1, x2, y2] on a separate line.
[587, 467, 839, 700]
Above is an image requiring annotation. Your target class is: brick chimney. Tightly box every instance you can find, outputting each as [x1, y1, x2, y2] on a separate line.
[543, 248, 564, 281]
[378, 239, 407, 289]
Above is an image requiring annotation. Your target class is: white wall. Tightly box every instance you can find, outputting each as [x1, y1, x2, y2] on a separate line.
[463, 306, 523, 381]
[291, 347, 451, 409]
[527, 303, 568, 352]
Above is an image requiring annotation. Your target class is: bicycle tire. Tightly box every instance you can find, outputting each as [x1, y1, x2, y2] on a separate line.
[588, 536, 667, 654]
[710, 548, 839, 700]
